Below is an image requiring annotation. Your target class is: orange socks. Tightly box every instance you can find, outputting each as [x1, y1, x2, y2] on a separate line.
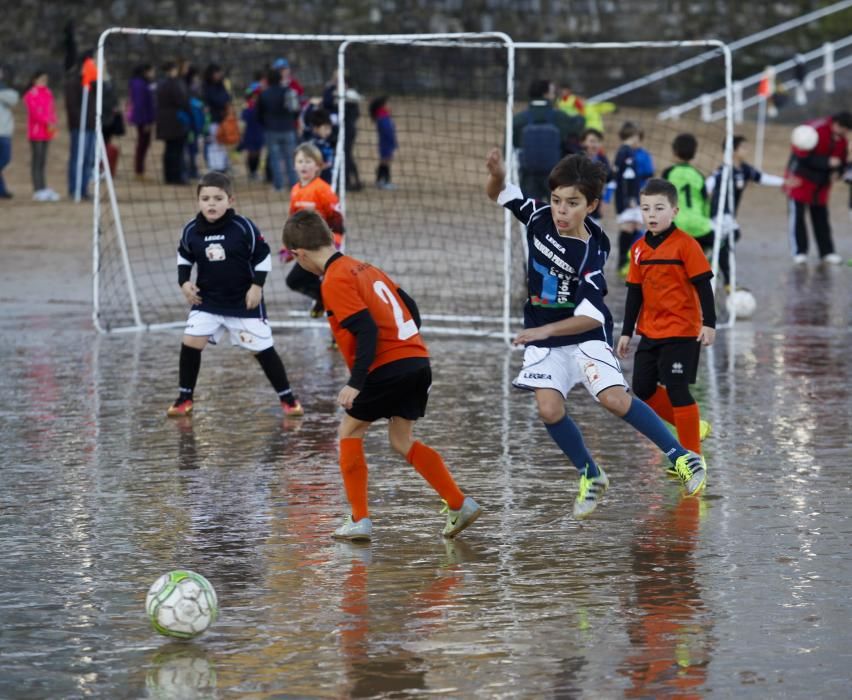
[645, 385, 675, 424]
[339, 437, 369, 521]
[672, 403, 701, 454]
[406, 441, 465, 510]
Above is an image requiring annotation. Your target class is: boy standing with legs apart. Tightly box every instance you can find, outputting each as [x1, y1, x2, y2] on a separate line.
[282, 210, 480, 541]
[485, 150, 706, 518]
[617, 179, 715, 461]
[167, 172, 303, 418]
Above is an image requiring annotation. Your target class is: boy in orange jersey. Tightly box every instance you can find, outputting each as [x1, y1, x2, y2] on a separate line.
[282, 142, 344, 316]
[282, 209, 481, 542]
[616, 178, 715, 482]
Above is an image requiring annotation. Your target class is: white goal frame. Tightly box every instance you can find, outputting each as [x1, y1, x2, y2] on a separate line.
[92, 28, 516, 338]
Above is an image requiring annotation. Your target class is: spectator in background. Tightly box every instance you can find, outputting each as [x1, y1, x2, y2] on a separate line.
[128, 64, 156, 179]
[369, 95, 398, 190]
[24, 69, 60, 201]
[65, 55, 97, 199]
[183, 66, 207, 180]
[784, 111, 851, 264]
[258, 68, 299, 191]
[322, 70, 363, 191]
[273, 57, 304, 103]
[100, 66, 122, 177]
[308, 108, 335, 184]
[202, 63, 232, 172]
[0, 66, 20, 199]
[513, 79, 578, 201]
[156, 61, 190, 185]
[240, 76, 265, 181]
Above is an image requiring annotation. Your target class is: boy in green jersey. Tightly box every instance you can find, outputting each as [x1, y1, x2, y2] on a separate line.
[662, 133, 713, 253]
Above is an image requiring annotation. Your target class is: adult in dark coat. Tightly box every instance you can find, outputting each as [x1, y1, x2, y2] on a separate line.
[156, 61, 190, 184]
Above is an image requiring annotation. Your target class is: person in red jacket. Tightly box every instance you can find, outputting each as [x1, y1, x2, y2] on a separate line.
[784, 111, 851, 264]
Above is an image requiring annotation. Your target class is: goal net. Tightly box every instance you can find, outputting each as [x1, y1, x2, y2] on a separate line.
[513, 40, 736, 323]
[93, 30, 516, 336]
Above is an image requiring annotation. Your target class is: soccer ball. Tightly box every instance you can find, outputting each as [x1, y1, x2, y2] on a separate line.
[791, 124, 818, 151]
[145, 570, 218, 639]
[726, 289, 756, 319]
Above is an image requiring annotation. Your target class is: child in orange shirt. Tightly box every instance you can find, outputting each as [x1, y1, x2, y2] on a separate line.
[617, 178, 715, 475]
[282, 142, 344, 316]
[282, 209, 480, 541]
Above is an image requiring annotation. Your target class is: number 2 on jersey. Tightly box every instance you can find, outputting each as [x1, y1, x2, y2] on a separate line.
[373, 280, 418, 340]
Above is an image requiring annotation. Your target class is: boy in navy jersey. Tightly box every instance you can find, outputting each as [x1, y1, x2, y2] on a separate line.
[485, 149, 706, 517]
[167, 171, 303, 418]
[705, 135, 784, 289]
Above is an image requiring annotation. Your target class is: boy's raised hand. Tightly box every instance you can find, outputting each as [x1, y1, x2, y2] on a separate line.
[616, 334, 632, 358]
[486, 147, 505, 178]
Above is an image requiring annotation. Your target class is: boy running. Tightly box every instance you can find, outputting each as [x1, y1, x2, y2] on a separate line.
[617, 179, 715, 458]
[281, 210, 481, 542]
[486, 150, 707, 518]
[167, 172, 303, 417]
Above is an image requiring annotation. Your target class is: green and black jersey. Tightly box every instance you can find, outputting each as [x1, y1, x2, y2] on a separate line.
[662, 163, 712, 239]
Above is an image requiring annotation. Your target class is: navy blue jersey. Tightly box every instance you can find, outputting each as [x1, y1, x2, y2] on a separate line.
[177, 209, 272, 318]
[499, 182, 614, 348]
[707, 162, 762, 216]
[613, 144, 640, 213]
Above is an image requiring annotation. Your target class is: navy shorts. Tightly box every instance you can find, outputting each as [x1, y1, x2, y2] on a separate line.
[347, 364, 432, 423]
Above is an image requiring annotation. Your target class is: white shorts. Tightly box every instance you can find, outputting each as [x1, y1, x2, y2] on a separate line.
[616, 207, 643, 226]
[513, 341, 628, 401]
[184, 310, 274, 351]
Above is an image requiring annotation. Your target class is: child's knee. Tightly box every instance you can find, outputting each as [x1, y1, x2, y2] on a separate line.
[536, 398, 565, 424]
[599, 387, 632, 416]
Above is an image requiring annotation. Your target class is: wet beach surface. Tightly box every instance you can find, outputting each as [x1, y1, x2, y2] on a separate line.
[2, 186, 852, 697]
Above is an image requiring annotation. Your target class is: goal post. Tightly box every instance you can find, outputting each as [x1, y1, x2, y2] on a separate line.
[92, 28, 517, 337]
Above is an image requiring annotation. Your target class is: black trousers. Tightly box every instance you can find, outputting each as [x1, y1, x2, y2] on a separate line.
[789, 199, 834, 257]
[163, 139, 185, 184]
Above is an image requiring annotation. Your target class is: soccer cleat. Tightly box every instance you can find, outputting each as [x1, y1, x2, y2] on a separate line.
[441, 496, 481, 538]
[332, 515, 373, 542]
[699, 419, 711, 441]
[281, 399, 304, 417]
[166, 398, 193, 417]
[309, 299, 325, 318]
[573, 466, 610, 519]
[673, 452, 707, 496]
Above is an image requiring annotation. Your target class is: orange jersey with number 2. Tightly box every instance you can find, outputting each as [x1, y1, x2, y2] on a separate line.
[321, 254, 429, 372]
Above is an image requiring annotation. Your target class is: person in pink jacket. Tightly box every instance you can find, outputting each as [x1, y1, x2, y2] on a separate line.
[23, 70, 60, 202]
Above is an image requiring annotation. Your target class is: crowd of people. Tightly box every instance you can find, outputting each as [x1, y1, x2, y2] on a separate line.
[0, 54, 404, 201]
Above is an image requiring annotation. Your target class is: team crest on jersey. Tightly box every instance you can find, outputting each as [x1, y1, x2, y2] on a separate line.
[205, 243, 226, 261]
[583, 361, 600, 384]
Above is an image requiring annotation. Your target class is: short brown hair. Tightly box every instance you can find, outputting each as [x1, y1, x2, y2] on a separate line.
[547, 154, 607, 203]
[640, 178, 678, 207]
[295, 142, 323, 166]
[282, 210, 334, 250]
[618, 121, 640, 141]
[197, 171, 234, 197]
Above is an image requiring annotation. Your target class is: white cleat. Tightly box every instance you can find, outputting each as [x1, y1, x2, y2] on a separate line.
[441, 496, 482, 538]
[332, 515, 373, 542]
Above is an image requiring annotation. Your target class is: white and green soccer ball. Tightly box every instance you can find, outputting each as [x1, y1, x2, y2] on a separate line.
[145, 570, 218, 639]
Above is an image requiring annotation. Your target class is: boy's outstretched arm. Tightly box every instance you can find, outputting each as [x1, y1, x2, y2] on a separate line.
[485, 147, 506, 201]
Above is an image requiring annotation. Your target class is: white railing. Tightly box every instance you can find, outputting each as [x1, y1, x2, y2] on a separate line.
[660, 36, 852, 122]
